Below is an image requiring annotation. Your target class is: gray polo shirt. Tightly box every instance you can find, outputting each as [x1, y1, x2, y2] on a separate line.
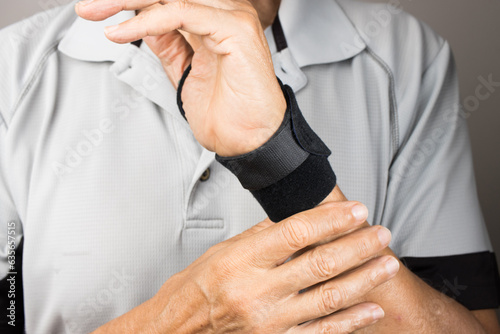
[0, 0, 498, 332]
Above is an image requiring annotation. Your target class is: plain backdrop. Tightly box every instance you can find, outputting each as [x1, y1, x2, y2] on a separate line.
[1, 0, 500, 306]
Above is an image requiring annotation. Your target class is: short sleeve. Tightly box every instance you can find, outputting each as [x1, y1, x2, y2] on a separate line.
[381, 41, 500, 310]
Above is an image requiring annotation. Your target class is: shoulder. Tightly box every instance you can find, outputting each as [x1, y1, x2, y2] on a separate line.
[0, 3, 77, 126]
[337, 0, 446, 72]
[336, 0, 455, 146]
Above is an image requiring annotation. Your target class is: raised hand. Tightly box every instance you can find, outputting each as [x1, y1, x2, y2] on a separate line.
[76, 0, 287, 156]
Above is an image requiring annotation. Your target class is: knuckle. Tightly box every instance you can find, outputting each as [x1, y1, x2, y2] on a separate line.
[324, 316, 364, 334]
[174, 0, 190, 10]
[347, 311, 365, 330]
[366, 262, 385, 286]
[322, 202, 348, 233]
[233, 10, 260, 34]
[318, 285, 344, 314]
[171, 0, 194, 20]
[280, 217, 313, 250]
[247, 6, 259, 19]
[133, 12, 148, 26]
[367, 272, 382, 288]
[356, 237, 373, 258]
[134, 11, 157, 37]
[328, 214, 344, 234]
[309, 248, 337, 280]
[239, 1, 259, 16]
[319, 320, 343, 334]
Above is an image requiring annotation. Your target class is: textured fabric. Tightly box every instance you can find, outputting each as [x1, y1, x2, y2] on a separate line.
[216, 104, 311, 191]
[0, 0, 498, 332]
[251, 154, 336, 222]
[284, 84, 332, 157]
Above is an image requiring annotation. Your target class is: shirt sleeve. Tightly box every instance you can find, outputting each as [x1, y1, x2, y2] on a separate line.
[381, 41, 500, 310]
[0, 117, 25, 330]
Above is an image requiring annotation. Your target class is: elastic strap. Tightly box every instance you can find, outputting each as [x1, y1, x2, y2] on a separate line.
[272, 15, 288, 52]
[176, 64, 192, 121]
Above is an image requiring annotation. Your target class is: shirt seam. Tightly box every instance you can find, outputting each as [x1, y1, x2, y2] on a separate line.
[360, 47, 398, 231]
[7, 41, 61, 131]
[184, 219, 225, 230]
[364, 47, 400, 159]
[333, 0, 400, 158]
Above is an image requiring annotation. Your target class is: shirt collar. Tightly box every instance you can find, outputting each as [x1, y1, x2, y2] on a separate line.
[277, 0, 365, 67]
[58, 0, 365, 67]
[58, 6, 135, 62]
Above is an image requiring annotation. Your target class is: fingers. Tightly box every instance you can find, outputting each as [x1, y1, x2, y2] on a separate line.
[75, 0, 160, 21]
[100, 2, 217, 45]
[101, 1, 260, 49]
[238, 201, 369, 266]
[273, 225, 392, 292]
[143, 32, 194, 88]
[75, 0, 251, 22]
[290, 303, 384, 334]
[283, 255, 399, 326]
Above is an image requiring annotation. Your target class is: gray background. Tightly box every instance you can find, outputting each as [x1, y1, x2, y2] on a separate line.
[1, 0, 500, 297]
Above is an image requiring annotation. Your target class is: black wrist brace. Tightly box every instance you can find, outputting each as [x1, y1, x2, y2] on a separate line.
[177, 67, 336, 222]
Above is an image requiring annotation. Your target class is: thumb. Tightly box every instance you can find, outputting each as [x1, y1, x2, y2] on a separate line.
[143, 30, 194, 89]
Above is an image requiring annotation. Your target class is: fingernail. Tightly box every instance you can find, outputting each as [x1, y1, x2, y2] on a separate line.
[370, 306, 385, 321]
[384, 257, 400, 276]
[104, 25, 120, 36]
[377, 227, 391, 246]
[78, 0, 94, 5]
[352, 204, 368, 222]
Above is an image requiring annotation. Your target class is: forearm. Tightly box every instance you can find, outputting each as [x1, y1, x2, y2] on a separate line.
[90, 297, 162, 333]
[91, 273, 209, 334]
[355, 264, 485, 333]
[322, 186, 486, 333]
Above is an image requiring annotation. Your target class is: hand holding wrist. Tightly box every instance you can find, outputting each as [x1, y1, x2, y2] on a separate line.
[101, 206, 392, 334]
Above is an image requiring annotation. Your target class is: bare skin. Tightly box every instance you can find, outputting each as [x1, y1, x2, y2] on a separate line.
[91, 200, 396, 333]
[75, 0, 500, 332]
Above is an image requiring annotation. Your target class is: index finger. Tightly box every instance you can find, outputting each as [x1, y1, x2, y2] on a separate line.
[75, 0, 242, 21]
[239, 201, 369, 266]
[75, 0, 161, 21]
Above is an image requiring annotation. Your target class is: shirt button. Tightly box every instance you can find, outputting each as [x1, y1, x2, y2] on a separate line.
[199, 168, 211, 182]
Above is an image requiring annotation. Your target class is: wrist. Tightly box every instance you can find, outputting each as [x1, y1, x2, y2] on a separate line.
[176, 64, 287, 157]
[215, 81, 336, 222]
[216, 97, 286, 157]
